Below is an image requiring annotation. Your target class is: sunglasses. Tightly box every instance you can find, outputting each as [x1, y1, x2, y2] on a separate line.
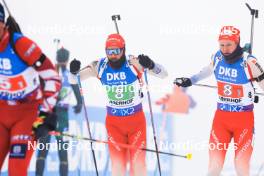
[106, 48, 123, 55]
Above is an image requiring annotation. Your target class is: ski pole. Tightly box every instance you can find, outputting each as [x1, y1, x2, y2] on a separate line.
[245, 3, 258, 54]
[111, 15, 121, 34]
[49, 131, 192, 160]
[2, 0, 22, 33]
[154, 104, 168, 176]
[76, 73, 99, 176]
[144, 70, 162, 176]
[245, 3, 260, 103]
[2, 0, 12, 16]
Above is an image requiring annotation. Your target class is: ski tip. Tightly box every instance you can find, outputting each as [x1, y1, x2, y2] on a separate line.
[186, 153, 192, 160]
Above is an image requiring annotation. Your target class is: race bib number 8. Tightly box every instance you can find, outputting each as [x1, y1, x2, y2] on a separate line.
[107, 84, 135, 101]
[218, 82, 244, 98]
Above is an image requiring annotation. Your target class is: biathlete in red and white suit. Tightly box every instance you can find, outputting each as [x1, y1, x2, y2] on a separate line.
[69, 33, 168, 176]
[0, 3, 61, 176]
[175, 26, 264, 176]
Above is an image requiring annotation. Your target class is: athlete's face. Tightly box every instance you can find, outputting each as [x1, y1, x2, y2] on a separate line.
[106, 47, 124, 61]
[0, 22, 5, 40]
[219, 40, 237, 56]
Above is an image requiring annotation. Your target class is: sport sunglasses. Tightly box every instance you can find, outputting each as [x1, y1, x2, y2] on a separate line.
[106, 48, 123, 55]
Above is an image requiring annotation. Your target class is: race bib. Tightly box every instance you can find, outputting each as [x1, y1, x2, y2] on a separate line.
[0, 68, 40, 100]
[106, 82, 142, 108]
[218, 82, 244, 98]
[107, 84, 135, 101]
[0, 75, 27, 91]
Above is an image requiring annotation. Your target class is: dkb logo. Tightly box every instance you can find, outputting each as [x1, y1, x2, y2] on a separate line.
[107, 72, 126, 81]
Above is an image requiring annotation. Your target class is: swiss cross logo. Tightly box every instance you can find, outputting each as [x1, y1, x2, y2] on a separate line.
[13, 145, 22, 154]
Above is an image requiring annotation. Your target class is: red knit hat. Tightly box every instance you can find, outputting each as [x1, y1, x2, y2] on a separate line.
[105, 33, 125, 48]
[218, 26, 240, 43]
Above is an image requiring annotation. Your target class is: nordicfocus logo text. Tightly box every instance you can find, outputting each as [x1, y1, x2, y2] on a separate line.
[0, 58, 11, 70]
[107, 72, 126, 81]
[219, 66, 237, 78]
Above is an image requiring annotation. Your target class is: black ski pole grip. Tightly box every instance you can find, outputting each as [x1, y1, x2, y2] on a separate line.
[111, 15, 121, 34]
[111, 15, 121, 21]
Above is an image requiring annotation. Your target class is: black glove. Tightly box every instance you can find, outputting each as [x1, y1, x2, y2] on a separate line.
[74, 104, 82, 113]
[70, 59, 81, 74]
[32, 111, 57, 140]
[174, 77, 192, 87]
[138, 54, 155, 69]
[6, 16, 22, 34]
